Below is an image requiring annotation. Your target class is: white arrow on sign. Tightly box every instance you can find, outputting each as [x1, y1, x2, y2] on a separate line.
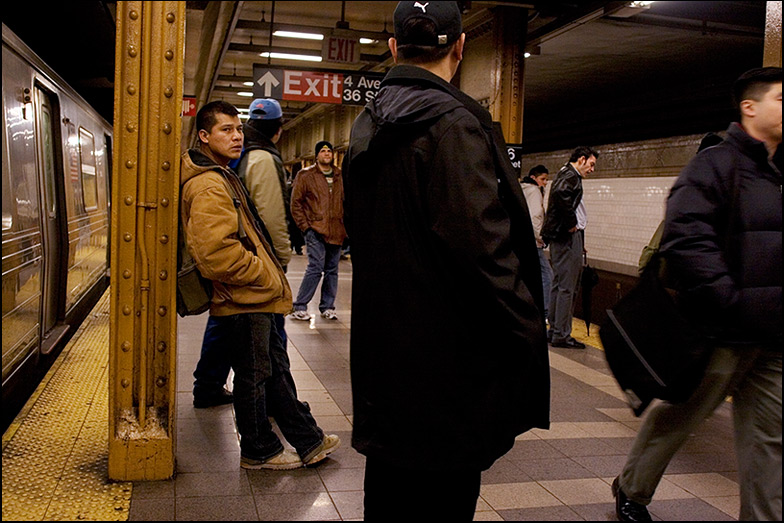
[257, 71, 280, 97]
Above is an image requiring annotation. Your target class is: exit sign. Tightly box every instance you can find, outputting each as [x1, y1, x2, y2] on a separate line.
[322, 35, 360, 64]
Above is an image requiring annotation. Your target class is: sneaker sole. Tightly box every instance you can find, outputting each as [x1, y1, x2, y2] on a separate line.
[304, 439, 341, 466]
[240, 458, 302, 471]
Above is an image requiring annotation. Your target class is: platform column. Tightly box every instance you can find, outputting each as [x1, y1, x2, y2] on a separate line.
[109, 0, 185, 481]
[764, 1, 782, 67]
[489, 6, 528, 144]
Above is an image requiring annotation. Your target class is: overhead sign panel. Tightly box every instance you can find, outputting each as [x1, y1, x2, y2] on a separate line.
[323, 35, 360, 64]
[253, 65, 384, 106]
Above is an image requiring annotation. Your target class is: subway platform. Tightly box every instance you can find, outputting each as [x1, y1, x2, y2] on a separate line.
[2, 254, 739, 521]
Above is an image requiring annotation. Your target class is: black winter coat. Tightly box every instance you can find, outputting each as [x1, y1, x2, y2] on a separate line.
[663, 123, 782, 347]
[343, 65, 550, 471]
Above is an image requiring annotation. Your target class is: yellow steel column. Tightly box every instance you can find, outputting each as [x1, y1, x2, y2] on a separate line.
[109, 0, 185, 481]
[764, 1, 782, 67]
[489, 7, 528, 143]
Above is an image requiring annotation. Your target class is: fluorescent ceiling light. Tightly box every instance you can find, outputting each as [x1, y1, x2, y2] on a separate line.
[273, 30, 324, 40]
[237, 91, 254, 97]
[243, 81, 254, 87]
[524, 52, 531, 58]
[359, 38, 378, 44]
[260, 51, 322, 62]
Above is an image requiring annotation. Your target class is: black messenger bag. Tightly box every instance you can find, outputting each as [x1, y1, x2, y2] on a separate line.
[599, 253, 712, 416]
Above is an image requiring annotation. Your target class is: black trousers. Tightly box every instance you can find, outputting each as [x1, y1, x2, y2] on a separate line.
[363, 457, 481, 520]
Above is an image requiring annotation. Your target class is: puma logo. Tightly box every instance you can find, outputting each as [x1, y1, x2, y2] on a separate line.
[414, 2, 429, 13]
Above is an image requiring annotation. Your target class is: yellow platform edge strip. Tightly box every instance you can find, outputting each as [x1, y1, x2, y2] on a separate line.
[2, 289, 133, 521]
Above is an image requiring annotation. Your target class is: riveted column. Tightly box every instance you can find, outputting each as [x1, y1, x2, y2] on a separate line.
[489, 6, 528, 143]
[764, 1, 782, 67]
[109, 0, 185, 481]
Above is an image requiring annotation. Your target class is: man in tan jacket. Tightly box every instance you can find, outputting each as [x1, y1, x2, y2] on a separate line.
[289, 140, 347, 321]
[180, 101, 339, 470]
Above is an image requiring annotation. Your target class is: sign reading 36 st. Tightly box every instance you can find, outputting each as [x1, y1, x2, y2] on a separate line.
[253, 65, 384, 106]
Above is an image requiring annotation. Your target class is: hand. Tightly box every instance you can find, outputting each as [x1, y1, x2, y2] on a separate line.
[568, 226, 578, 233]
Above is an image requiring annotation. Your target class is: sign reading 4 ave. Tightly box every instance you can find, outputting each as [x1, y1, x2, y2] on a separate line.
[253, 65, 384, 107]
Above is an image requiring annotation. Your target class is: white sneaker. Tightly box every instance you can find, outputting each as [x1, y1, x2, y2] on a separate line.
[321, 309, 338, 320]
[240, 449, 302, 470]
[303, 434, 341, 466]
[290, 310, 311, 321]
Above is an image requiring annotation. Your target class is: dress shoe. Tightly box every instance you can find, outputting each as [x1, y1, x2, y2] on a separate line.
[193, 388, 234, 408]
[550, 337, 586, 349]
[612, 477, 652, 521]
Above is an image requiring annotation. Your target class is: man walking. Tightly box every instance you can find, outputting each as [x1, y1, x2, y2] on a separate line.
[343, 2, 550, 519]
[289, 141, 347, 321]
[180, 101, 339, 470]
[613, 67, 782, 521]
[541, 146, 598, 349]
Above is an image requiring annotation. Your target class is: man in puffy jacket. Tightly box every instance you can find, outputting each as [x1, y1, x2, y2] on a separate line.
[180, 101, 339, 470]
[342, 2, 549, 519]
[612, 67, 782, 522]
[289, 140, 347, 321]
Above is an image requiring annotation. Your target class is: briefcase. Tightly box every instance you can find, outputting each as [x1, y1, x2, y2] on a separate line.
[599, 254, 712, 416]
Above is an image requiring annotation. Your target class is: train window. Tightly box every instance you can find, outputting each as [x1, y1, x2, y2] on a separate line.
[36, 89, 57, 217]
[78, 128, 98, 211]
[2, 94, 12, 231]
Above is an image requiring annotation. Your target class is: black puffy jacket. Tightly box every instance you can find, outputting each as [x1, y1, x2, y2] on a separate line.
[662, 123, 782, 347]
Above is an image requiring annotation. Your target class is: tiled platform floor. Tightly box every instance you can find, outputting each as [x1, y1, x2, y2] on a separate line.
[130, 254, 740, 521]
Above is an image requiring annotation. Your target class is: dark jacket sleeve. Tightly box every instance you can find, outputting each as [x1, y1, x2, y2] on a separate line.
[541, 171, 579, 242]
[662, 153, 739, 322]
[426, 112, 541, 345]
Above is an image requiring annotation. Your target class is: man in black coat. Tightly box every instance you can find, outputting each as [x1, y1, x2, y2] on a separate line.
[342, 2, 550, 520]
[613, 67, 782, 521]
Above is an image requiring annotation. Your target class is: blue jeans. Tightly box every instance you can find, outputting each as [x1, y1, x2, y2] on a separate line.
[293, 229, 341, 312]
[537, 247, 553, 319]
[193, 314, 287, 398]
[226, 312, 323, 459]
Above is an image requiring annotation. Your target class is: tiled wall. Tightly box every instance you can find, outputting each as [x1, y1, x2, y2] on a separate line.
[523, 132, 720, 275]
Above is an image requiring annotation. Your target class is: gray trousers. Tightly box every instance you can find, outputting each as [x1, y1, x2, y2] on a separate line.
[548, 231, 583, 342]
[620, 345, 782, 521]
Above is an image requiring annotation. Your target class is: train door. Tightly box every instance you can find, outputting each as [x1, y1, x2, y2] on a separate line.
[33, 85, 66, 351]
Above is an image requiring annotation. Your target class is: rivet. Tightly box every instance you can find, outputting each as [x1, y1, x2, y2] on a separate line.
[125, 160, 135, 169]
[122, 269, 131, 279]
[163, 87, 173, 98]
[157, 341, 167, 352]
[162, 123, 172, 135]
[125, 195, 133, 205]
[126, 123, 136, 132]
[157, 306, 167, 316]
[127, 84, 136, 95]
[164, 50, 174, 61]
[121, 341, 132, 352]
[129, 10, 138, 20]
[166, 12, 175, 23]
[159, 270, 168, 280]
[128, 45, 138, 58]
[123, 233, 132, 242]
[162, 161, 171, 171]
[160, 198, 169, 207]
[123, 305, 131, 316]
[160, 234, 169, 244]
[121, 378, 130, 388]
[156, 377, 167, 387]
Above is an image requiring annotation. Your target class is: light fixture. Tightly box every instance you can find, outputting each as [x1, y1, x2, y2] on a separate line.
[243, 81, 254, 87]
[237, 91, 254, 97]
[273, 30, 324, 41]
[260, 51, 322, 62]
[359, 38, 378, 44]
[611, 1, 655, 18]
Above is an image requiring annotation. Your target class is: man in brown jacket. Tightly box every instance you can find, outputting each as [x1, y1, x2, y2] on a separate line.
[289, 140, 347, 321]
[180, 101, 339, 469]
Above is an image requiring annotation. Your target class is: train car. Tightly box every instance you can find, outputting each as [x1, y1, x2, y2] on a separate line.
[2, 24, 112, 428]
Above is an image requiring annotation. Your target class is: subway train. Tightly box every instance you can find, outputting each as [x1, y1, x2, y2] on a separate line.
[2, 24, 112, 430]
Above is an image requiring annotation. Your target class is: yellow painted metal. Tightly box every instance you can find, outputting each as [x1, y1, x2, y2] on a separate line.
[2, 290, 133, 521]
[764, 1, 782, 67]
[489, 7, 527, 144]
[109, 0, 185, 481]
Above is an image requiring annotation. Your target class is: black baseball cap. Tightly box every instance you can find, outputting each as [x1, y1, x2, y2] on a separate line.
[394, 1, 462, 47]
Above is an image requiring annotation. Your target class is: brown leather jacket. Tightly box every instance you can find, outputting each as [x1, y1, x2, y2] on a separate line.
[290, 164, 347, 245]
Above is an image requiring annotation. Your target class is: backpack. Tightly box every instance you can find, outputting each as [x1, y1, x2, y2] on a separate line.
[176, 176, 245, 317]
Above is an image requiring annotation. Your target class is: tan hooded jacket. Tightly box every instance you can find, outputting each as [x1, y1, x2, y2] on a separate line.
[179, 149, 292, 316]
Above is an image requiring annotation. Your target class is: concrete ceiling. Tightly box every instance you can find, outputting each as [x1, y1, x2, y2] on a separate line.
[3, 1, 768, 153]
